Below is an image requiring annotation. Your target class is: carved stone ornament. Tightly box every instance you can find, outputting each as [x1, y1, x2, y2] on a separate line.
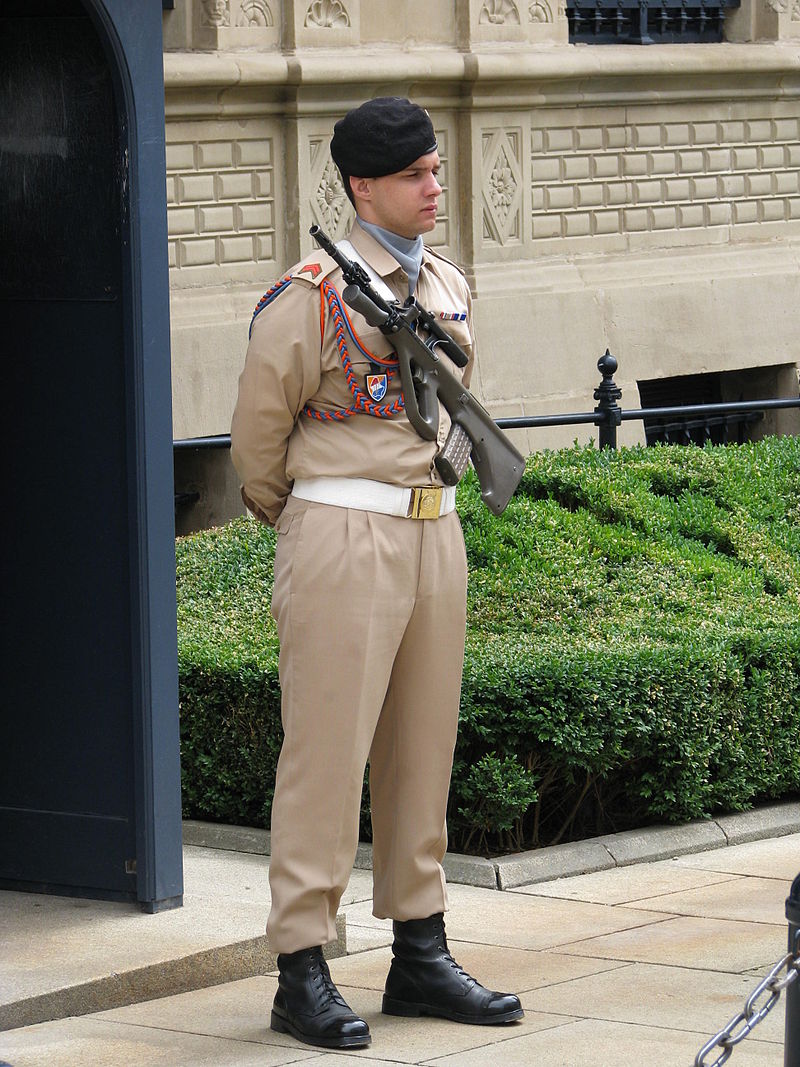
[315, 158, 350, 232]
[479, 0, 522, 23]
[305, 0, 351, 27]
[489, 149, 518, 222]
[237, 0, 274, 25]
[201, 0, 231, 26]
[482, 128, 523, 245]
[765, 0, 800, 14]
[529, 0, 553, 20]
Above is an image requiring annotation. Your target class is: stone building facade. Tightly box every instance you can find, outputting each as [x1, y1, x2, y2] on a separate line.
[163, 0, 800, 528]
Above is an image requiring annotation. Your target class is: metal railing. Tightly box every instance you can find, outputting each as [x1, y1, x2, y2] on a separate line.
[567, 0, 740, 44]
[173, 350, 800, 459]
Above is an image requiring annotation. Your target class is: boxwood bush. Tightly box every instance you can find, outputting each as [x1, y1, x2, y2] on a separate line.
[177, 436, 800, 855]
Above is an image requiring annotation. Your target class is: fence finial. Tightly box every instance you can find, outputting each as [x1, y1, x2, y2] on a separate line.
[594, 350, 622, 450]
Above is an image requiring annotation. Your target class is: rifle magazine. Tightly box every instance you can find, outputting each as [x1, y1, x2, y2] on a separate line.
[434, 423, 472, 486]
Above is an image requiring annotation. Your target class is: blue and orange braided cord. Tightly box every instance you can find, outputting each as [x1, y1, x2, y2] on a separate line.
[249, 275, 293, 337]
[249, 275, 406, 422]
[304, 282, 404, 422]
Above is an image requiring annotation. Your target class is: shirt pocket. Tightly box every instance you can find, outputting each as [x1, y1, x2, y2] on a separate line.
[427, 315, 472, 381]
[341, 324, 402, 405]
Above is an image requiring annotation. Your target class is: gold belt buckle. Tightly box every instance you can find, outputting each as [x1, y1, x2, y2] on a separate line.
[408, 486, 443, 520]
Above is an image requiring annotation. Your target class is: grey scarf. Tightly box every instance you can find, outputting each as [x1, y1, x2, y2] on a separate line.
[357, 218, 424, 296]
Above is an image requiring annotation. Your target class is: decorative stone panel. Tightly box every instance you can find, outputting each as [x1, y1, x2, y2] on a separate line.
[474, 112, 532, 259]
[725, 0, 800, 38]
[457, 0, 568, 46]
[307, 133, 354, 241]
[284, 0, 360, 49]
[482, 127, 525, 245]
[166, 121, 279, 286]
[530, 108, 800, 252]
[163, 0, 280, 49]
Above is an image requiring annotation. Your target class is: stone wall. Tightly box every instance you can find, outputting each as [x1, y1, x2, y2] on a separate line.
[163, 0, 800, 478]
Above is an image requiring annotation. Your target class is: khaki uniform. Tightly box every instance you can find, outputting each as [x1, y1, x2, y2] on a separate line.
[231, 223, 474, 954]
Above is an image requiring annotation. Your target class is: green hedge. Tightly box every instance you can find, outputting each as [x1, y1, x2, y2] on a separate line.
[177, 437, 800, 854]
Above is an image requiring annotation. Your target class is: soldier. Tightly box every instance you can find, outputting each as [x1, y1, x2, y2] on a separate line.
[230, 97, 523, 1051]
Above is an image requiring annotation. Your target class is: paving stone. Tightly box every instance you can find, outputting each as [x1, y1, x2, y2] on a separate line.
[424, 1017, 782, 1067]
[510, 858, 737, 905]
[522, 960, 786, 1042]
[559, 915, 785, 973]
[0, 1017, 315, 1067]
[349, 994, 570, 1065]
[675, 833, 800, 880]
[618, 875, 791, 925]
[342, 923, 394, 953]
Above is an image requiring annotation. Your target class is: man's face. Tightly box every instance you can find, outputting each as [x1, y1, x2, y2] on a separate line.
[351, 151, 442, 240]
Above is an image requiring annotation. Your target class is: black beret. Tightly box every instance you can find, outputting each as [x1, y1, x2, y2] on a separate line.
[330, 97, 437, 179]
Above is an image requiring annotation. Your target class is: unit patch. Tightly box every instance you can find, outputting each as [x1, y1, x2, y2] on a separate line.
[366, 373, 388, 402]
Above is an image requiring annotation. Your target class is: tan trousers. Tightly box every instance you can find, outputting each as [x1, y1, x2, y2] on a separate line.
[266, 496, 468, 954]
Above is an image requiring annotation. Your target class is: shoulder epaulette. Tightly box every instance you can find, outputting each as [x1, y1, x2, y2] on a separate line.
[424, 245, 467, 277]
[288, 251, 339, 288]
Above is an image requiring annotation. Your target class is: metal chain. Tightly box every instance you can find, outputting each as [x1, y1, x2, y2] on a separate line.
[694, 930, 800, 1067]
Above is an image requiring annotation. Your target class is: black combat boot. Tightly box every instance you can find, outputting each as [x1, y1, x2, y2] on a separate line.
[383, 913, 524, 1025]
[271, 946, 371, 1048]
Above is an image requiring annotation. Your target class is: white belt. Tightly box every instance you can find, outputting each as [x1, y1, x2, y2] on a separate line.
[291, 477, 456, 520]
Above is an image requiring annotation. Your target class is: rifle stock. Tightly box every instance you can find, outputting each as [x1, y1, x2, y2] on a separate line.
[311, 227, 524, 515]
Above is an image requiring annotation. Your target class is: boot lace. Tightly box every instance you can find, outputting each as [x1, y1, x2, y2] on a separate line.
[308, 951, 348, 1008]
[431, 917, 476, 986]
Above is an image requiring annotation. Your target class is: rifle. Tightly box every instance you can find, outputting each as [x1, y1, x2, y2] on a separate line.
[309, 225, 524, 516]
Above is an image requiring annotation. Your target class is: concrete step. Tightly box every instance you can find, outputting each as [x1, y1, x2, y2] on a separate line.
[0, 844, 345, 1032]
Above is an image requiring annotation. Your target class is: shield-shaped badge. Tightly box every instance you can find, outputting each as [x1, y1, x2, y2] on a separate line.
[366, 373, 388, 402]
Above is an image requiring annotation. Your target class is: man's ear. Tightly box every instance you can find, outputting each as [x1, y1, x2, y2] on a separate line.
[350, 176, 372, 202]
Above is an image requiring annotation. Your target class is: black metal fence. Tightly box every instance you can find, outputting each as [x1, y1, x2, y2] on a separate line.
[495, 350, 800, 449]
[567, 0, 740, 44]
[174, 349, 800, 461]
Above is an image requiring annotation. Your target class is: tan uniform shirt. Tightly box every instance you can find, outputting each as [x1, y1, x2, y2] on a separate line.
[231, 222, 475, 526]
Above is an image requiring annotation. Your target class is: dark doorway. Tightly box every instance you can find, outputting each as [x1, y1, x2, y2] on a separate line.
[0, 0, 182, 907]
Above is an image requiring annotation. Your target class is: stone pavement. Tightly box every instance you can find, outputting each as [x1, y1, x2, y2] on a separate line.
[2, 821, 799, 1067]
